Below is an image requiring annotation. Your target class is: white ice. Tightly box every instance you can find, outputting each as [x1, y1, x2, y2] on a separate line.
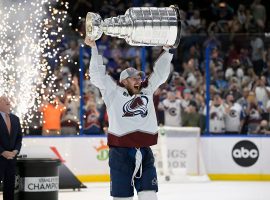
[57, 181, 270, 200]
[1, 181, 269, 200]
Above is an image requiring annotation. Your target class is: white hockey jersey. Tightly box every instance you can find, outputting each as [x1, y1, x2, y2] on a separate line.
[89, 46, 173, 147]
[159, 99, 182, 126]
[204, 104, 226, 133]
[225, 103, 243, 132]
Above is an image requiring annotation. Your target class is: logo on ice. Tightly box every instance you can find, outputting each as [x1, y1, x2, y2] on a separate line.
[232, 140, 259, 167]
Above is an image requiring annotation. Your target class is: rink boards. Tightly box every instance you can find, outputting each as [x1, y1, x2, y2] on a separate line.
[20, 135, 270, 182]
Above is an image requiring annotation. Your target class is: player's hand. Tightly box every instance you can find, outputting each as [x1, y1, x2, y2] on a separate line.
[85, 36, 96, 47]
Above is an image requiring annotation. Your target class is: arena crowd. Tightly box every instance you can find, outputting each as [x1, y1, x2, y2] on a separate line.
[28, 0, 270, 136]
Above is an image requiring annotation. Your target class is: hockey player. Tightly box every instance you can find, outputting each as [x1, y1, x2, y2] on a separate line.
[85, 37, 173, 200]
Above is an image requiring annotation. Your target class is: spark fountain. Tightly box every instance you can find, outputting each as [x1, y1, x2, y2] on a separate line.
[0, 0, 68, 132]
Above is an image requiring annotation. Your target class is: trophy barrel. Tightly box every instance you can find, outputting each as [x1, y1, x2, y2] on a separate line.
[85, 12, 103, 40]
[85, 5, 181, 47]
[126, 6, 181, 47]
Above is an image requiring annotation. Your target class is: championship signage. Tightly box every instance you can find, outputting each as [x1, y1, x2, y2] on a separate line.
[20, 176, 59, 192]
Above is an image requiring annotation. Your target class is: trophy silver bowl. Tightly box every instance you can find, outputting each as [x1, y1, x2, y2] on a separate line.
[86, 5, 181, 48]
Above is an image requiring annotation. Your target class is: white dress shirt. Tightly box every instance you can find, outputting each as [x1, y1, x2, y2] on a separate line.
[0, 111, 8, 124]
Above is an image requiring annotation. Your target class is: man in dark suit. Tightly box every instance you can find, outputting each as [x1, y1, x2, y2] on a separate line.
[0, 96, 22, 200]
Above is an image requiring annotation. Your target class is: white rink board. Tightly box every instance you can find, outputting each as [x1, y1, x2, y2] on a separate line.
[20, 135, 270, 178]
[202, 137, 270, 174]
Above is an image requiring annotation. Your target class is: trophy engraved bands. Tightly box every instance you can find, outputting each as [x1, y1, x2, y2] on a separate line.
[86, 6, 181, 48]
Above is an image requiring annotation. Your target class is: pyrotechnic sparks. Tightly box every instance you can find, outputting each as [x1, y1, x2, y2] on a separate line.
[0, 0, 68, 132]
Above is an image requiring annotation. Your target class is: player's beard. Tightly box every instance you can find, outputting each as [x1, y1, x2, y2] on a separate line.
[127, 84, 141, 95]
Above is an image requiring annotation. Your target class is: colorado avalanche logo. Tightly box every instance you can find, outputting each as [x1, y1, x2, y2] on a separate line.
[229, 109, 237, 118]
[168, 107, 177, 116]
[122, 96, 149, 118]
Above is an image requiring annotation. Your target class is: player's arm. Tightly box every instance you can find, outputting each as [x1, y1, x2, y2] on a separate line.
[148, 47, 173, 92]
[85, 37, 117, 97]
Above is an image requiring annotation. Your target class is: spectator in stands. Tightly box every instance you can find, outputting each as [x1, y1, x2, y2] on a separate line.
[239, 47, 253, 69]
[237, 4, 246, 25]
[244, 8, 258, 33]
[242, 67, 258, 90]
[39, 96, 66, 135]
[207, 93, 226, 134]
[228, 14, 243, 33]
[225, 77, 242, 101]
[63, 39, 79, 63]
[61, 86, 80, 135]
[182, 100, 201, 128]
[26, 0, 270, 136]
[263, 59, 270, 86]
[181, 88, 194, 109]
[224, 93, 244, 134]
[237, 87, 250, 114]
[225, 59, 244, 81]
[187, 9, 202, 30]
[250, 35, 264, 75]
[253, 75, 270, 110]
[263, 100, 270, 121]
[214, 1, 234, 22]
[209, 47, 223, 72]
[253, 120, 270, 134]
[83, 101, 101, 135]
[251, 0, 266, 31]
[246, 92, 263, 134]
[215, 69, 229, 94]
[158, 91, 182, 127]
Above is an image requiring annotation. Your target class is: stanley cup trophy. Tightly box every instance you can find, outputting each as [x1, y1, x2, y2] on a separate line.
[86, 5, 181, 48]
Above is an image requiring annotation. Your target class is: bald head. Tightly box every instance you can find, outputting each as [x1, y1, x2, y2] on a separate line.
[0, 96, 11, 113]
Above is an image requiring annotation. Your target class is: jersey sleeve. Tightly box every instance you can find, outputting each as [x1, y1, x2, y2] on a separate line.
[147, 50, 173, 93]
[89, 46, 117, 99]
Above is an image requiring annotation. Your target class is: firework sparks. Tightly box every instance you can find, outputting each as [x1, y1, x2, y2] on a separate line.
[0, 0, 68, 132]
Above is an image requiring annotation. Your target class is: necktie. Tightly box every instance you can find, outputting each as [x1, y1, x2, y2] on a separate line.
[5, 113, 11, 134]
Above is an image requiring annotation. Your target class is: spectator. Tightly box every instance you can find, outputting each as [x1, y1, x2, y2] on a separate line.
[181, 88, 193, 109]
[182, 100, 201, 128]
[242, 67, 258, 90]
[253, 75, 270, 110]
[83, 102, 101, 135]
[251, 0, 266, 31]
[252, 119, 270, 134]
[246, 94, 262, 134]
[224, 93, 244, 134]
[61, 87, 80, 135]
[206, 93, 226, 134]
[263, 59, 270, 86]
[215, 69, 229, 94]
[250, 35, 264, 75]
[225, 77, 242, 101]
[39, 96, 66, 135]
[262, 99, 270, 121]
[225, 59, 244, 81]
[237, 4, 246, 25]
[238, 87, 250, 113]
[158, 91, 182, 127]
[63, 39, 79, 63]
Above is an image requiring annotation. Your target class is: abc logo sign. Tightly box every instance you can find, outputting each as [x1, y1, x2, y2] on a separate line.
[232, 140, 259, 167]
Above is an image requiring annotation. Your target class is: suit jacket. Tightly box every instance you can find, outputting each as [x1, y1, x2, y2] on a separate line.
[0, 113, 22, 158]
